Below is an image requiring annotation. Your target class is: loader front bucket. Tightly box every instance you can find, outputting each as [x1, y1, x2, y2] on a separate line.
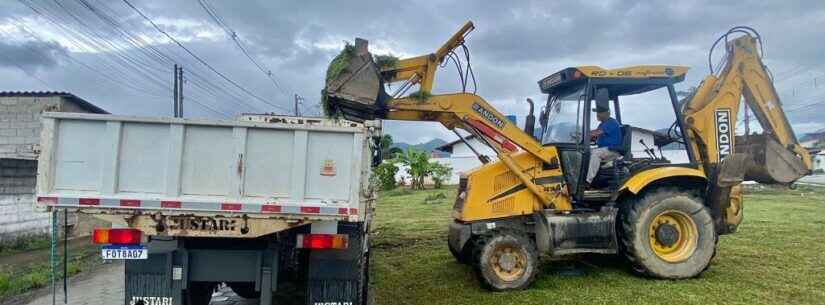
[735, 134, 810, 184]
[323, 38, 390, 122]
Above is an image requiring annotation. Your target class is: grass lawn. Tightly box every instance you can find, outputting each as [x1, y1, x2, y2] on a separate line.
[370, 186, 825, 305]
[0, 236, 103, 303]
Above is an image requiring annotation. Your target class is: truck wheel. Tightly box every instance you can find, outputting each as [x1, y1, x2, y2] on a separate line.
[621, 188, 716, 279]
[185, 282, 214, 305]
[474, 231, 539, 291]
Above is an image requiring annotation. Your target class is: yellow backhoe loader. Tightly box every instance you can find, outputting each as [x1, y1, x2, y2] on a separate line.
[324, 22, 812, 290]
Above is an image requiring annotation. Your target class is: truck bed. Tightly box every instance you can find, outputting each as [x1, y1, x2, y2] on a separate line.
[35, 112, 378, 237]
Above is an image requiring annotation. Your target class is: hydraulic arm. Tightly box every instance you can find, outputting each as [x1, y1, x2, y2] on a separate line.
[682, 27, 811, 184]
[324, 22, 568, 210]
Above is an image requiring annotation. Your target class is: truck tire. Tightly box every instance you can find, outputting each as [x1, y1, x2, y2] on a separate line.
[474, 231, 539, 291]
[620, 188, 716, 279]
[185, 282, 214, 305]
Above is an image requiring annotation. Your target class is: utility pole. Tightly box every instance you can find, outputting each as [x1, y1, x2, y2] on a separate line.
[294, 94, 303, 116]
[173, 64, 178, 117]
[172, 65, 184, 118]
[178, 66, 184, 118]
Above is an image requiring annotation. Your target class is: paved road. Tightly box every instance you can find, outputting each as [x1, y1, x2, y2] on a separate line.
[21, 262, 255, 305]
[24, 262, 123, 305]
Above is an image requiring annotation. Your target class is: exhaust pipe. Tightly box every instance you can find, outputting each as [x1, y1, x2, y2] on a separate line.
[524, 98, 536, 139]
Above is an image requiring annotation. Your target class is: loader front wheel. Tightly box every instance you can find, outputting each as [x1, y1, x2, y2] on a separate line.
[621, 188, 716, 279]
[475, 232, 539, 291]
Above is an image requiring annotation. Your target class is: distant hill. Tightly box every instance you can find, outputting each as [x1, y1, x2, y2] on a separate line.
[391, 138, 449, 156]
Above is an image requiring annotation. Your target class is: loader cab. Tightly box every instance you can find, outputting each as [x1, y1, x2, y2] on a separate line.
[537, 65, 693, 201]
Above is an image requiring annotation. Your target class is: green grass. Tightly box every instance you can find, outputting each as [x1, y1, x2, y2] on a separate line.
[0, 241, 101, 300]
[0, 235, 51, 257]
[371, 185, 825, 305]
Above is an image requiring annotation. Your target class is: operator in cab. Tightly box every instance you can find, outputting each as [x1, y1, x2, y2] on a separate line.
[585, 91, 623, 189]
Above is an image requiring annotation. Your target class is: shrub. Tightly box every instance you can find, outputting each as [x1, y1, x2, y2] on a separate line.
[374, 162, 399, 191]
[429, 162, 453, 189]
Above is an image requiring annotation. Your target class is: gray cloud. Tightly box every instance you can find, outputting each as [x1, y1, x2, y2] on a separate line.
[0, 0, 823, 144]
[0, 40, 66, 71]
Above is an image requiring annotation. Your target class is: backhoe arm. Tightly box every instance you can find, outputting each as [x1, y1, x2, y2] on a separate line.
[323, 21, 566, 208]
[683, 30, 812, 184]
[385, 93, 560, 208]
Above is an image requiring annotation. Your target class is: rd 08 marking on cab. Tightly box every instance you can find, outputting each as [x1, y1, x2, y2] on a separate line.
[715, 108, 732, 161]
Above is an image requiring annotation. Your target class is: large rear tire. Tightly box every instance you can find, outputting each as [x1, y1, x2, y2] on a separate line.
[474, 231, 539, 291]
[621, 188, 716, 278]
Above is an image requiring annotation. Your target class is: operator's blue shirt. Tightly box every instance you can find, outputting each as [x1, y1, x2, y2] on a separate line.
[596, 117, 622, 151]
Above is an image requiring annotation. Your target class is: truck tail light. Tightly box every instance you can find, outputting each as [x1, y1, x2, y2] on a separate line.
[92, 228, 142, 245]
[296, 234, 348, 250]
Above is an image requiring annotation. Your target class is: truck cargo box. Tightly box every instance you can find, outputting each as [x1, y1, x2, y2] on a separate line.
[35, 112, 379, 238]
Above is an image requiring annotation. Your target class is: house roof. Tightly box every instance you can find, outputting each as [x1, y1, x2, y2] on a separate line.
[0, 91, 108, 114]
[435, 135, 478, 153]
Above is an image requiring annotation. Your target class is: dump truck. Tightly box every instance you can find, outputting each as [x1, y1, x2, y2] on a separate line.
[324, 22, 811, 290]
[35, 113, 379, 305]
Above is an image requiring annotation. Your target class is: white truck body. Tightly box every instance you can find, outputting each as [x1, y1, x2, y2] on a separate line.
[36, 112, 378, 238]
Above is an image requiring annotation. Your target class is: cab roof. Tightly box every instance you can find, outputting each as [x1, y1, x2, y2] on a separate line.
[538, 65, 689, 96]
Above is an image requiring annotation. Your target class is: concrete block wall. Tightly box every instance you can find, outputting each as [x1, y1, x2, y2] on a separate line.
[0, 158, 49, 242]
[0, 96, 62, 160]
[0, 95, 100, 242]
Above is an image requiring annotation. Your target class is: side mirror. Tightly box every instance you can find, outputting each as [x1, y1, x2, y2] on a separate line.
[371, 136, 382, 167]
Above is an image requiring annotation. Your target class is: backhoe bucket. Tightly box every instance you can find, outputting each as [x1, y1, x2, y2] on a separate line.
[323, 38, 389, 121]
[735, 134, 809, 184]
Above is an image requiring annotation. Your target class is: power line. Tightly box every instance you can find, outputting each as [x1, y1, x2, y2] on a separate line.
[121, 0, 290, 113]
[196, 0, 290, 98]
[16, 0, 262, 116]
[17, 1, 172, 95]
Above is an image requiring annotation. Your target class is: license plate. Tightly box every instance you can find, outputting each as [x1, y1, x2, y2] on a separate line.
[101, 245, 147, 260]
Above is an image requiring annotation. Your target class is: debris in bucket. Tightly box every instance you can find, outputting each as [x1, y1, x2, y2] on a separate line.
[374, 54, 399, 79]
[326, 43, 356, 83]
[322, 43, 356, 118]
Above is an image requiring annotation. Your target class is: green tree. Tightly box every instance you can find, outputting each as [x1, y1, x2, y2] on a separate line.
[429, 162, 453, 189]
[393, 148, 430, 190]
[392, 147, 453, 190]
[373, 162, 399, 190]
[377, 134, 402, 160]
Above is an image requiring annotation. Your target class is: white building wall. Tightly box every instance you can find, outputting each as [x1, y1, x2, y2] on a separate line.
[438, 138, 496, 184]
[814, 153, 825, 172]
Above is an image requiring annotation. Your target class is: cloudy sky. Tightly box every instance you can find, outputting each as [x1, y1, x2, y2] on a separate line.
[0, 0, 823, 144]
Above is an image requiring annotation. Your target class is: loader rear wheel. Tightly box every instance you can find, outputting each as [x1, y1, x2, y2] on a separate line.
[474, 231, 539, 291]
[621, 188, 716, 279]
